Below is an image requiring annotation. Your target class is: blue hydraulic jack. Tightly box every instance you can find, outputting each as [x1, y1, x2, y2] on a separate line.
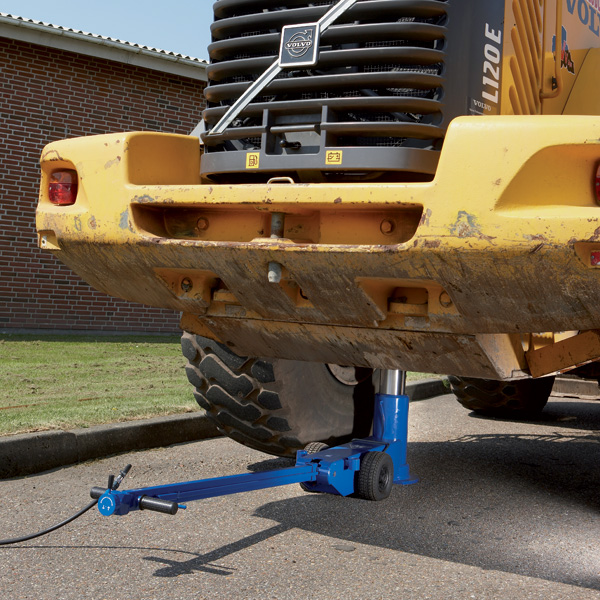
[91, 370, 418, 517]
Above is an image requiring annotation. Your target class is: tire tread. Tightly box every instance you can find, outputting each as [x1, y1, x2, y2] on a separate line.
[449, 375, 554, 416]
[182, 331, 295, 456]
[181, 331, 373, 457]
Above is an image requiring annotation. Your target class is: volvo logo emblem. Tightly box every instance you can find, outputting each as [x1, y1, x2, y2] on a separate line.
[279, 23, 320, 68]
[285, 30, 314, 58]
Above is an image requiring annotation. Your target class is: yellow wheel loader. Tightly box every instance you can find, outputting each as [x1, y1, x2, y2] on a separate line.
[37, 0, 600, 456]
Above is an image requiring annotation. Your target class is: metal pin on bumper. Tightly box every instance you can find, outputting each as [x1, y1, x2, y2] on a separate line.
[268, 212, 285, 283]
[270, 212, 285, 239]
[268, 262, 282, 283]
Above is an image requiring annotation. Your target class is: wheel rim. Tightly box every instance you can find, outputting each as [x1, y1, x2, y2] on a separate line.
[378, 463, 391, 493]
[327, 364, 373, 386]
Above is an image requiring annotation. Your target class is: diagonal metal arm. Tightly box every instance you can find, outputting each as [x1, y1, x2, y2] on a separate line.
[209, 62, 282, 136]
[208, 0, 359, 136]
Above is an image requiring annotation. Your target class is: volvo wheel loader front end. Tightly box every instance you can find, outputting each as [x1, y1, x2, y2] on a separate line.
[37, 1, 600, 456]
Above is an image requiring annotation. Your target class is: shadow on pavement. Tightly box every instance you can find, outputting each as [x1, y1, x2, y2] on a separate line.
[148, 400, 600, 587]
[252, 425, 600, 590]
[469, 399, 600, 432]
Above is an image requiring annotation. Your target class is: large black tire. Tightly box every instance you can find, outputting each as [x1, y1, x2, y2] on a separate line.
[448, 375, 555, 417]
[181, 332, 375, 457]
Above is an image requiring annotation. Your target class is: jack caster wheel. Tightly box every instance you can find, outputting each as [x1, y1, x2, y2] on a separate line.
[299, 442, 329, 493]
[357, 451, 394, 501]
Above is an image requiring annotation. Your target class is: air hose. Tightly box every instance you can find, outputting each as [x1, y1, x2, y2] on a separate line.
[0, 464, 131, 546]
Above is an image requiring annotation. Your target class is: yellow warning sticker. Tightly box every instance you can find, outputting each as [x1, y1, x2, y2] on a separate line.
[246, 152, 260, 169]
[325, 150, 343, 165]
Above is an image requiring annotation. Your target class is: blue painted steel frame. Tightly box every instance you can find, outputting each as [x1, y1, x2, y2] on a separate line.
[97, 465, 317, 516]
[95, 392, 417, 516]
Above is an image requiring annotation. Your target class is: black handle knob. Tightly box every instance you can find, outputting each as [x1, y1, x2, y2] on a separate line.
[90, 486, 108, 499]
[138, 496, 179, 515]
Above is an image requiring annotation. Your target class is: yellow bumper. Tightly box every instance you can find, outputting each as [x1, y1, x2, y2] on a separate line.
[37, 116, 600, 379]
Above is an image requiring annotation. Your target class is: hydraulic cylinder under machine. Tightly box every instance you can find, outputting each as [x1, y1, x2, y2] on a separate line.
[91, 370, 418, 517]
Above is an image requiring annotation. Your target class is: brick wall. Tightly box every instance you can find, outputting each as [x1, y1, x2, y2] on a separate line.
[0, 37, 206, 332]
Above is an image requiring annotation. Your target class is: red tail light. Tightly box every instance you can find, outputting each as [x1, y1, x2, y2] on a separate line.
[49, 170, 78, 206]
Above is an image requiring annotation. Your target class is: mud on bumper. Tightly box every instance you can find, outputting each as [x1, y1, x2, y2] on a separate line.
[37, 116, 600, 379]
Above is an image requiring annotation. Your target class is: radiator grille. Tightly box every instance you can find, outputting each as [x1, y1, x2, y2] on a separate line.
[508, 0, 544, 115]
[201, 0, 449, 182]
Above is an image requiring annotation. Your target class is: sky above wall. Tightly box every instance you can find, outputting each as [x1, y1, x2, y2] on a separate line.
[0, 0, 213, 59]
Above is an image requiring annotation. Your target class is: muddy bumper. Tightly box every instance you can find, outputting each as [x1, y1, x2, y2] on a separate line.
[37, 116, 600, 379]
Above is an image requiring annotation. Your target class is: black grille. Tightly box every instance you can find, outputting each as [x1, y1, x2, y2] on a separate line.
[201, 0, 449, 183]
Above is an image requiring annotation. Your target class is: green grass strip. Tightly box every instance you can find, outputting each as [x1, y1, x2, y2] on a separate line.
[0, 334, 435, 436]
[0, 335, 196, 436]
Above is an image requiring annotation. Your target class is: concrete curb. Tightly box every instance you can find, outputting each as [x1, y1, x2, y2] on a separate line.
[0, 379, 448, 480]
[406, 377, 449, 401]
[0, 413, 221, 480]
[551, 376, 600, 399]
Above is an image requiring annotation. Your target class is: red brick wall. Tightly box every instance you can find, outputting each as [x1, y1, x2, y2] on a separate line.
[0, 37, 206, 332]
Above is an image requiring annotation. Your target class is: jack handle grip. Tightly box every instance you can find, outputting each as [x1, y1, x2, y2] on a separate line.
[138, 495, 179, 515]
[90, 486, 108, 500]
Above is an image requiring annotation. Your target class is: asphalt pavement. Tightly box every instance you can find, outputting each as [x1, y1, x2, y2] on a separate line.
[1, 392, 599, 599]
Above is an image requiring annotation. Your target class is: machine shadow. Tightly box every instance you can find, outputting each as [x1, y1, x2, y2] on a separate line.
[468, 398, 600, 432]
[144, 524, 291, 577]
[250, 428, 600, 590]
[140, 398, 600, 586]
